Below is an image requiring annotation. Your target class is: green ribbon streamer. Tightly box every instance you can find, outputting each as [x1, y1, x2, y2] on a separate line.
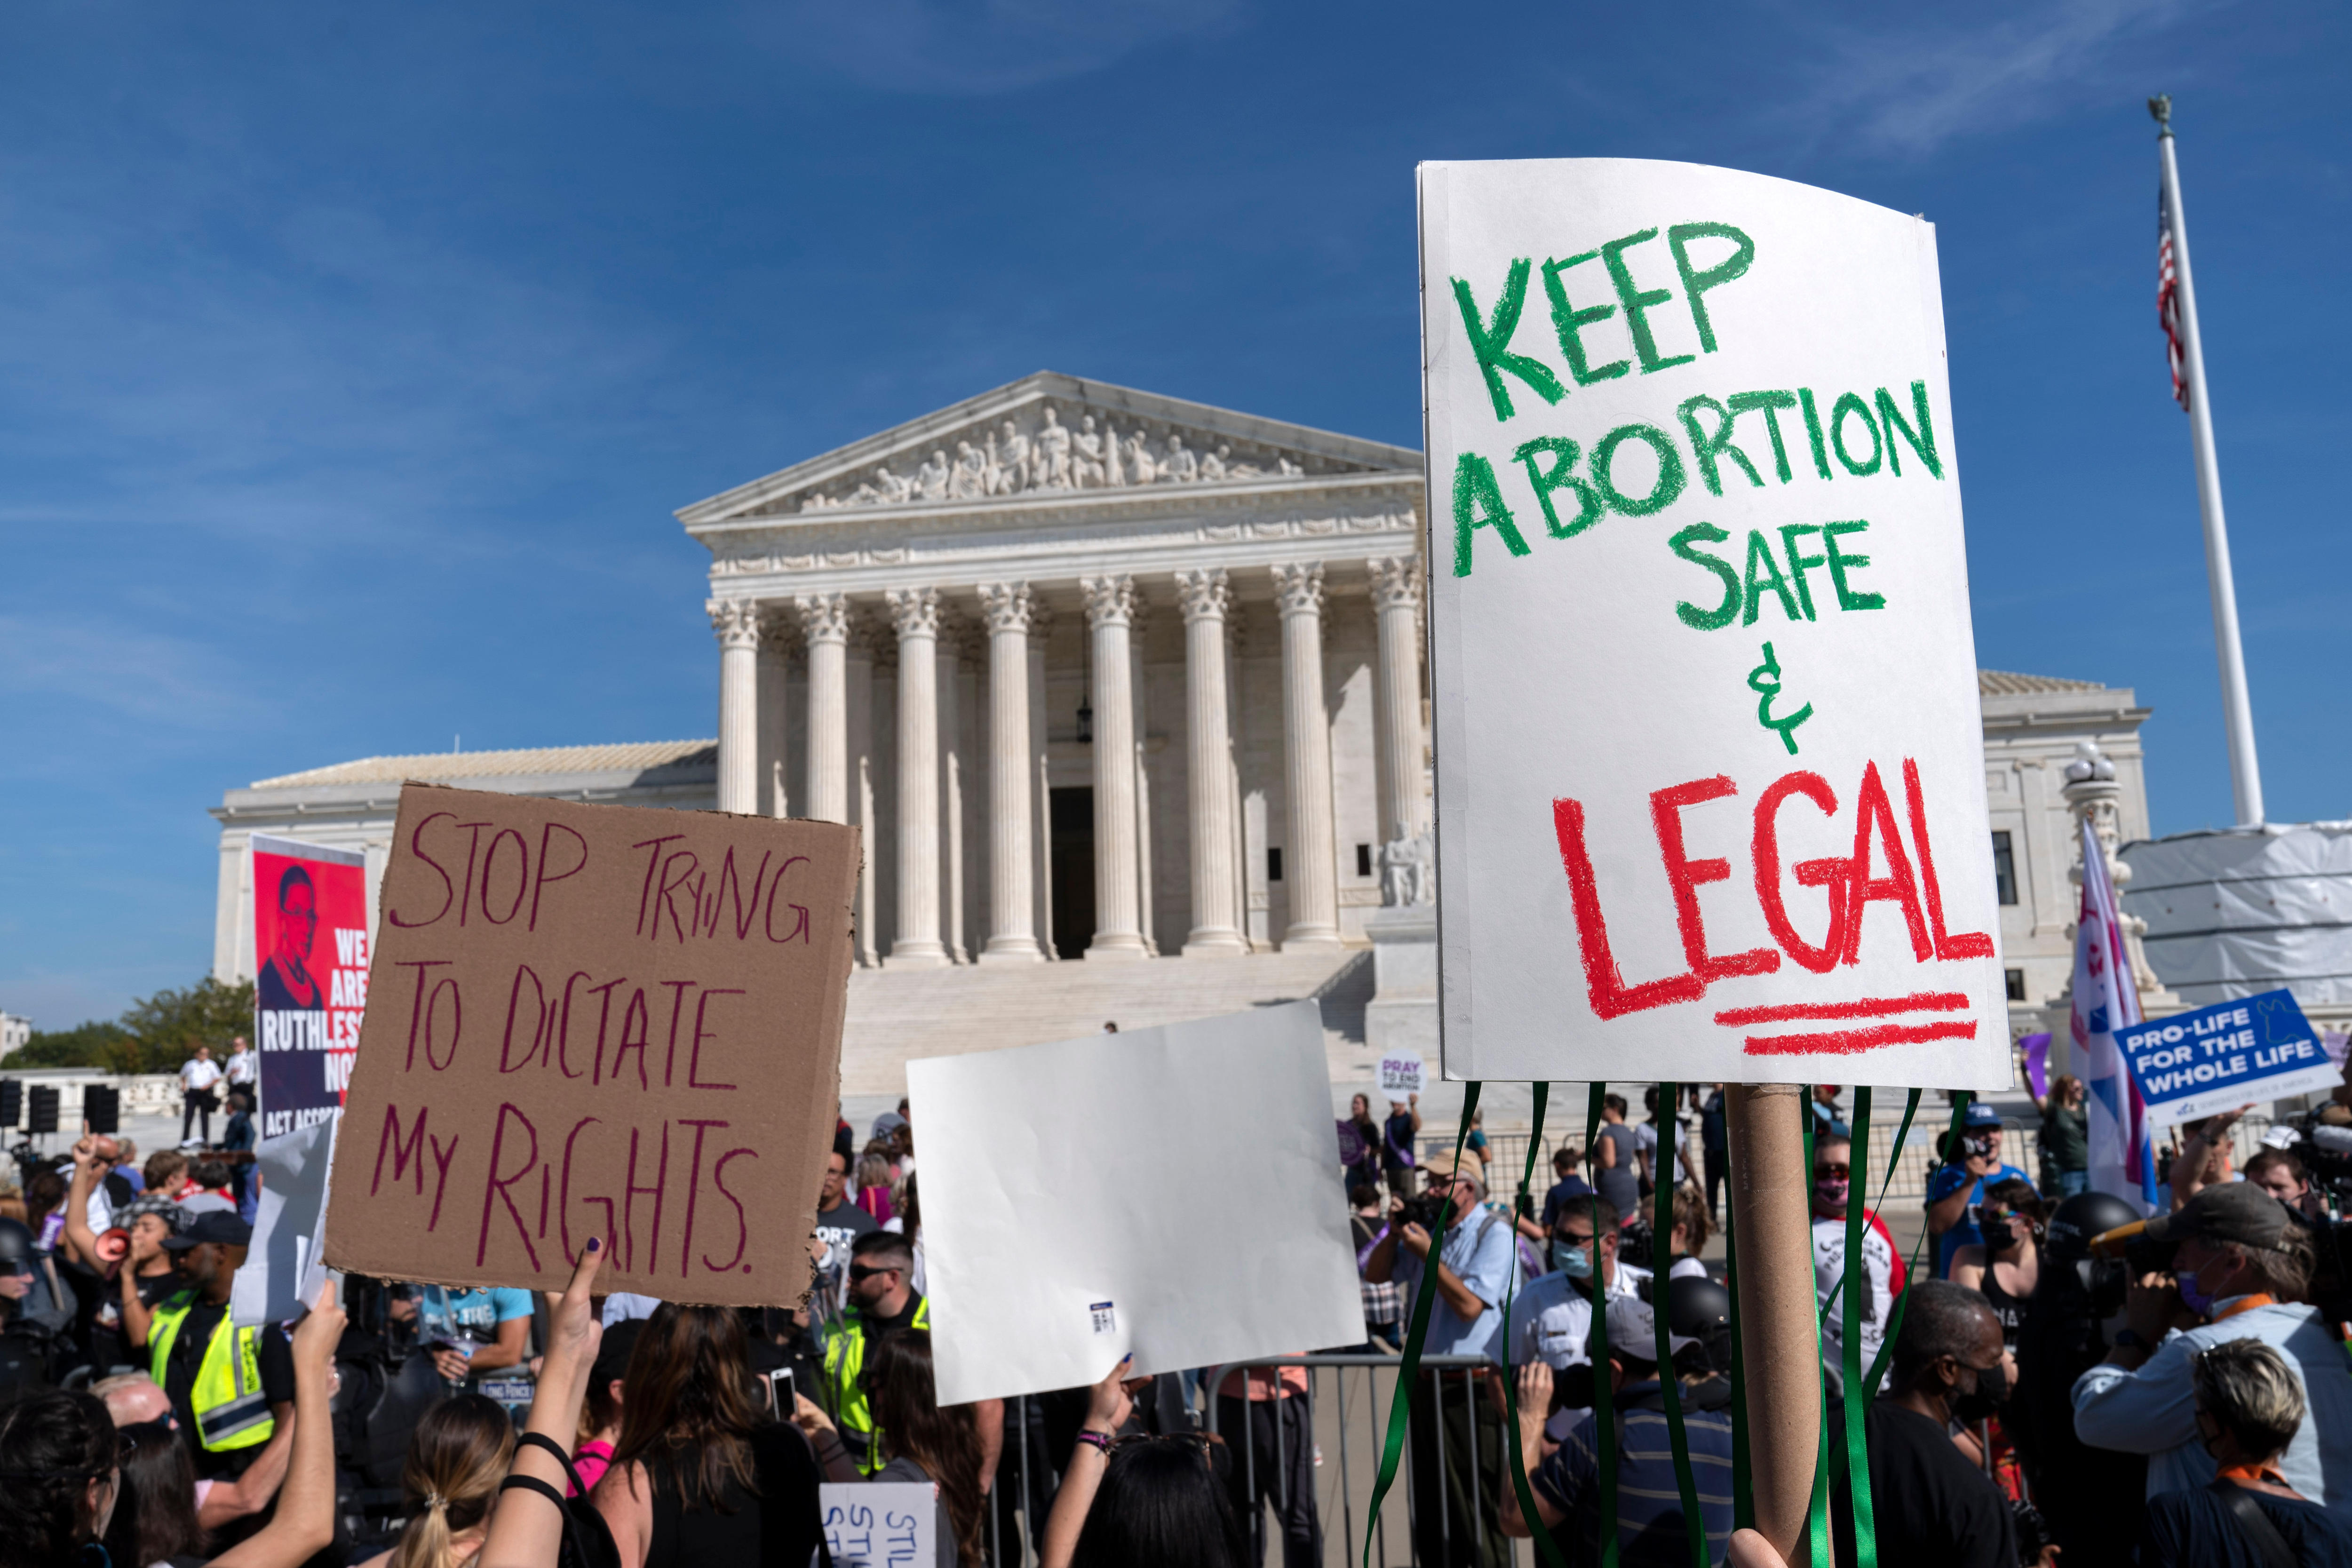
[1359, 1083, 1483, 1568]
[1651, 1082, 1710, 1568]
[1586, 1083, 1620, 1568]
[1798, 1103, 1833, 1568]
[1725, 1186, 1752, 1534]
[1500, 1083, 1569, 1568]
[1843, 1085, 1879, 1568]
[1861, 1090, 1973, 1399]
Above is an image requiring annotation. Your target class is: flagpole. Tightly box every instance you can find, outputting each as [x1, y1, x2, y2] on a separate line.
[2151, 94, 2265, 828]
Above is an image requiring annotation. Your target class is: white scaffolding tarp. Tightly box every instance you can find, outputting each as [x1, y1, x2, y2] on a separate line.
[2122, 823, 2352, 1008]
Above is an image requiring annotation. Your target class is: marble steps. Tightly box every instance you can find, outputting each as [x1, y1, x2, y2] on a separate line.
[836, 947, 1377, 1097]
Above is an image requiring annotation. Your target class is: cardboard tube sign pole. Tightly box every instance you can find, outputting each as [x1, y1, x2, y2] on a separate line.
[325, 784, 859, 1303]
[1418, 159, 2013, 1552]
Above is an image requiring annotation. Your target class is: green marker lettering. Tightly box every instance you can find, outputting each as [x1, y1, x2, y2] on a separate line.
[1539, 252, 1628, 385]
[1875, 382, 1944, 478]
[1669, 522, 1741, 631]
[1666, 222, 1756, 353]
[1451, 260, 1566, 422]
[1450, 452, 1529, 576]
[1728, 390, 1797, 483]
[1797, 388, 1834, 480]
[1741, 529, 1802, 626]
[1591, 422, 1688, 517]
[1599, 229, 1696, 374]
[1830, 392, 1883, 476]
[1677, 395, 1766, 497]
[1777, 524, 1827, 621]
[1511, 436, 1604, 539]
[1823, 522, 1885, 610]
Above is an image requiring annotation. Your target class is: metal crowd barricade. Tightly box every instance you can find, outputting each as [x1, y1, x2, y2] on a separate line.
[982, 1354, 1525, 1567]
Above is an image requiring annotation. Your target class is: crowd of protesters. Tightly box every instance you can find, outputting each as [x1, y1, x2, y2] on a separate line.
[12, 1069, 2352, 1568]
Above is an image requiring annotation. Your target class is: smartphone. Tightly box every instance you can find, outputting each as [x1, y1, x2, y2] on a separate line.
[760, 1366, 795, 1418]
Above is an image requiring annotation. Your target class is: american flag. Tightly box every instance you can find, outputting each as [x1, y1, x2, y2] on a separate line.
[2158, 188, 2189, 411]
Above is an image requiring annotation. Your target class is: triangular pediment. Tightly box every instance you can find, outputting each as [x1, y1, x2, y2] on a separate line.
[676, 371, 1420, 527]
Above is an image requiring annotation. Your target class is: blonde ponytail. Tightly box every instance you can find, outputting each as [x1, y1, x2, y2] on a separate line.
[392, 1396, 516, 1568]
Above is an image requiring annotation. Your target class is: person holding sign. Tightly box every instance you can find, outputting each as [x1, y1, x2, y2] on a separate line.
[1381, 1094, 1421, 1199]
[1363, 1148, 1516, 1568]
[2073, 1183, 2352, 1516]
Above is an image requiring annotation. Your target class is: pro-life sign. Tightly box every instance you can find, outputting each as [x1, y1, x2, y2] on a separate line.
[2115, 990, 2341, 1127]
[1420, 159, 2009, 1088]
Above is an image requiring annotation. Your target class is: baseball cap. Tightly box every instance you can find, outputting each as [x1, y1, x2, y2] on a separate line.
[161, 1210, 252, 1251]
[1962, 1102, 2005, 1130]
[871, 1111, 909, 1142]
[1422, 1148, 1485, 1186]
[2143, 1181, 2297, 1252]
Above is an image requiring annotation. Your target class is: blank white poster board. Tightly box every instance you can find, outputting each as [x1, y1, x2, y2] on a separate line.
[912, 1001, 1361, 1407]
[1419, 158, 2010, 1090]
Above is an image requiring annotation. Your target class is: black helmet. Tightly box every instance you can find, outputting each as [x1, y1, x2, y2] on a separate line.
[2044, 1191, 2141, 1262]
[0, 1217, 33, 1273]
[1667, 1275, 1734, 1375]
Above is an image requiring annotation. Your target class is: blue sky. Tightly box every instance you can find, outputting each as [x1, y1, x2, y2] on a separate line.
[3, 0, 2344, 1027]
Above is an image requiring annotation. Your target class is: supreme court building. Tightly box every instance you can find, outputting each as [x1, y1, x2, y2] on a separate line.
[213, 372, 2156, 1090]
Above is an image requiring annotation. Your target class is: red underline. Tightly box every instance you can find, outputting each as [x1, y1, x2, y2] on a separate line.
[1743, 1020, 1979, 1056]
[1713, 991, 1972, 1026]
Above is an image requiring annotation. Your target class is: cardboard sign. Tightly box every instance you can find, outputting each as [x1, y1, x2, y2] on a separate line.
[820, 1483, 936, 1568]
[233, 1112, 338, 1328]
[249, 835, 370, 1138]
[1419, 158, 2008, 1088]
[325, 785, 858, 1303]
[912, 1001, 1362, 1406]
[2115, 990, 2342, 1126]
[1377, 1052, 1425, 1096]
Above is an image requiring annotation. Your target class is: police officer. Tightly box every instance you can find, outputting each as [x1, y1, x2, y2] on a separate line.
[817, 1231, 928, 1473]
[150, 1211, 297, 1485]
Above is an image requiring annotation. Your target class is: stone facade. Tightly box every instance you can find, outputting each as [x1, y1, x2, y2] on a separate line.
[212, 373, 2155, 1054]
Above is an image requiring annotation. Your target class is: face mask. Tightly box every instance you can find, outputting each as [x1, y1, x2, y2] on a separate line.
[1554, 1243, 1594, 1279]
[2177, 1263, 2220, 1318]
[1814, 1178, 1850, 1210]
[1950, 1357, 2009, 1424]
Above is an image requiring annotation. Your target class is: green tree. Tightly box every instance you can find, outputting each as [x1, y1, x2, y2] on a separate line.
[118, 978, 255, 1075]
[13, 1019, 133, 1069]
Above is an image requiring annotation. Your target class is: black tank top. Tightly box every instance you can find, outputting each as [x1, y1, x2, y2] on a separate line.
[644, 1424, 823, 1568]
[1979, 1264, 2030, 1347]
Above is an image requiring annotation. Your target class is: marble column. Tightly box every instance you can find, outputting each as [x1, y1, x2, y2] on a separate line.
[1130, 604, 1157, 955]
[795, 595, 850, 825]
[1080, 575, 1148, 960]
[886, 587, 949, 967]
[1028, 608, 1057, 959]
[756, 616, 790, 817]
[1271, 562, 1343, 949]
[938, 628, 969, 963]
[846, 620, 881, 967]
[710, 597, 762, 814]
[1368, 556, 1428, 842]
[978, 583, 1043, 962]
[1175, 569, 1248, 955]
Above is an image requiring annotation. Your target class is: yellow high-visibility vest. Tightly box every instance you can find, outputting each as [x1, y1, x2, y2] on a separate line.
[818, 1296, 930, 1475]
[148, 1295, 275, 1453]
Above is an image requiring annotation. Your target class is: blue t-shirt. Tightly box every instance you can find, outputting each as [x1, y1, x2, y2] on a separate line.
[1925, 1162, 2032, 1277]
[420, 1285, 535, 1349]
[1533, 1388, 1735, 1567]
[2146, 1484, 2352, 1568]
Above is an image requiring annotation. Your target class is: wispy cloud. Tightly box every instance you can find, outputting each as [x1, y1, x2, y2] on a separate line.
[0, 612, 261, 728]
[1770, 0, 2202, 158]
[756, 0, 1247, 95]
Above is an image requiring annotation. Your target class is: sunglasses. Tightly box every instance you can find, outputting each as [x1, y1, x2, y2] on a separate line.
[846, 1263, 900, 1282]
[1814, 1164, 1851, 1180]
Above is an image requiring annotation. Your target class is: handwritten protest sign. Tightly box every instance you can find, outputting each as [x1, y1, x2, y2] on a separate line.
[1376, 1052, 1425, 1096]
[1420, 158, 2009, 1088]
[914, 1001, 1361, 1406]
[2115, 990, 2341, 1127]
[820, 1483, 935, 1568]
[325, 785, 858, 1303]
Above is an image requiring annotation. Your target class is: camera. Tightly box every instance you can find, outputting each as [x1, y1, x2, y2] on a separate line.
[1398, 1192, 1453, 1232]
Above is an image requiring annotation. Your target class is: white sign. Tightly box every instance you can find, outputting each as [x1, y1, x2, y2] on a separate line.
[233, 1112, 339, 1328]
[2116, 991, 2344, 1127]
[820, 1482, 935, 1568]
[912, 1001, 1362, 1406]
[1420, 158, 2009, 1090]
[1376, 1053, 1425, 1096]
